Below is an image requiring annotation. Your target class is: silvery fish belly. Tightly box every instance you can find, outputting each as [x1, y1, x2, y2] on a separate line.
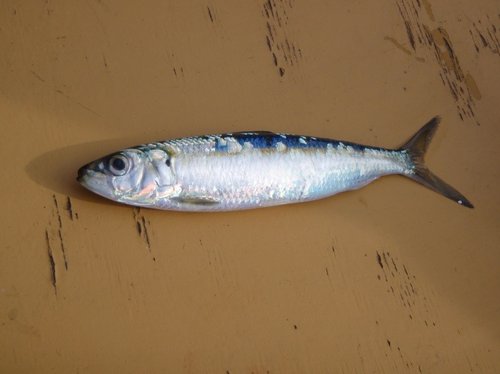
[77, 117, 473, 211]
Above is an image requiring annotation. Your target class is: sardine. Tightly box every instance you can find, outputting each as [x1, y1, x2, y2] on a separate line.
[77, 117, 473, 211]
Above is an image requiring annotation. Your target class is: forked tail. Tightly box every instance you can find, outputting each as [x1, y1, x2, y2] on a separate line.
[399, 116, 473, 208]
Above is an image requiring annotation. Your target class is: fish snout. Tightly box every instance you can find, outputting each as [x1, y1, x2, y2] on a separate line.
[77, 161, 100, 183]
[77, 165, 87, 182]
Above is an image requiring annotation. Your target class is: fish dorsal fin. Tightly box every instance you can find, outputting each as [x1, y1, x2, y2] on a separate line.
[230, 131, 275, 136]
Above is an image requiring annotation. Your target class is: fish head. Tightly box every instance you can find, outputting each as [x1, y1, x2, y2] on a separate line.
[77, 147, 177, 207]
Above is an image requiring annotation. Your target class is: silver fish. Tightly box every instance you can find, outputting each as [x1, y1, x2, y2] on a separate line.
[77, 117, 473, 211]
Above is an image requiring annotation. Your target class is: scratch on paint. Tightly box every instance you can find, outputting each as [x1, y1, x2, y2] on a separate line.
[52, 195, 68, 270]
[52, 195, 63, 228]
[375, 250, 437, 327]
[384, 36, 425, 62]
[376, 251, 384, 269]
[207, 5, 216, 23]
[45, 230, 57, 295]
[54, 89, 101, 117]
[168, 52, 185, 80]
[469, 16, 500, 57]
[262, 0, 302, 77]
[65, 196, 75, 221]
[44, 193, 74, 291]
[30, 70, 45, 82]
[141, 216, 151, 249]
[395, 0, 481, 125]
[133, 208, 152, 252]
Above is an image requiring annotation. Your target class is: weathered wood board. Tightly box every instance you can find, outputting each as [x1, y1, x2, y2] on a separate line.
[1, 1, 499, 373]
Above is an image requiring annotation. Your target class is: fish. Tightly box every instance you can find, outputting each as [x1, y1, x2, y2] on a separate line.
[77, 116, 473, 211]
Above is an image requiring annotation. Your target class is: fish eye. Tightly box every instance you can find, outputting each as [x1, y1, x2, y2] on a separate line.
[108, 154, 129, 176]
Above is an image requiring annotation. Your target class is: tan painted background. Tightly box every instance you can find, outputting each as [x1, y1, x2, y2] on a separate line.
[1, 1, 499, 373]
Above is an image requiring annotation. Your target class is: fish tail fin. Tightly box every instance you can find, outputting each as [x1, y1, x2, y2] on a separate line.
[399, 116, 474, 208]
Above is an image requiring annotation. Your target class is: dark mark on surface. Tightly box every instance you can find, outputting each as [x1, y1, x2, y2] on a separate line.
[404, 21, 416, 49]
[207, 6, 215, 23]
[170, 53, 185, 80]
[266, 35, 272, 51]
[266, 22, 274, 41]
[54, 89, 101, 117]
[382, 252, 390, 270]
[65, 196, 74, 220]
[376, 251, 383, 269]
[479, 31, 487, 46]
[384, 36, 425, 62]
[376, 250, 435, 326]
[52, 195, 68, 269]
[45, 230, 57, 295]
[52, 194, 62, 228]
[387, 339, 391, 348]
[30, 70, 45, 82]
[57, 229, 68, 270]
[391, 257, 398, 272]
[262, 0, 301, 77]
[133, 208, 152, 252]
[403, 264, 409, 278]
[141, 216, 151, 249]
[469, 16, 500, 56]
[396, 0, 481, 125]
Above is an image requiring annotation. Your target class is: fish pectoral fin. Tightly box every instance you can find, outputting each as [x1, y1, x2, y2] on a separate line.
[171, 193, 220, 206]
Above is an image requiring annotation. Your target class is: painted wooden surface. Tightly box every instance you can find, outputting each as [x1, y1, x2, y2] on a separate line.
[1, 1, 499, 373]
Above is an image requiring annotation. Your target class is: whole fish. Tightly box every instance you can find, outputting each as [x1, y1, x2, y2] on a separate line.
[77, 117, 473, 211]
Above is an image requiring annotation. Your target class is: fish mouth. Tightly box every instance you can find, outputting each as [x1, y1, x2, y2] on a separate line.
[77, 163, 114, 200]
[77, 165, 88, 183]
[77, 161, 99, 184]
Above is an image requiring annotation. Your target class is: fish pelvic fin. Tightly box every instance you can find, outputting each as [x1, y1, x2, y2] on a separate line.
[399, 116, 474, 208]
